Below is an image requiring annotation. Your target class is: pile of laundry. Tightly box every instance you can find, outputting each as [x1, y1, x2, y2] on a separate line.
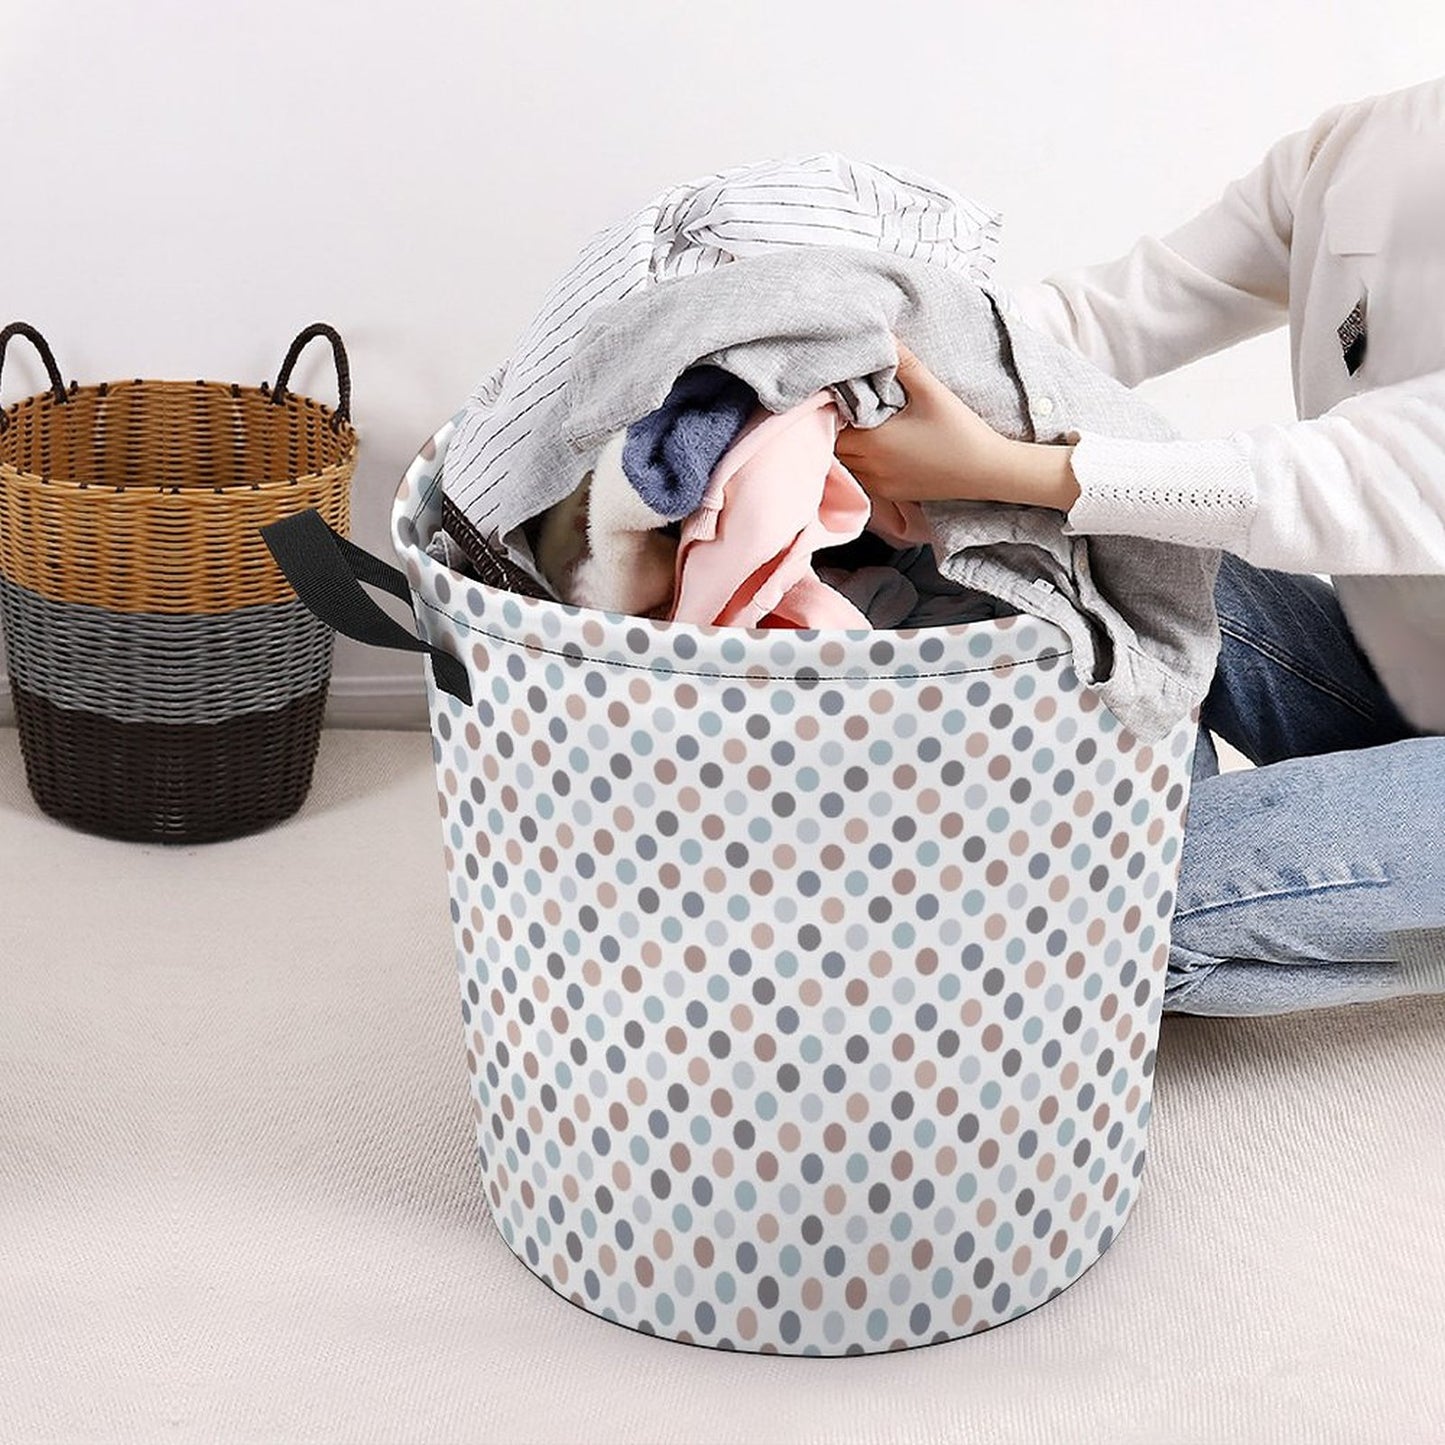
[429, 153, 1222, 743]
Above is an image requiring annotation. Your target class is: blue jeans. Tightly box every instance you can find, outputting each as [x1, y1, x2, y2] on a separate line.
[1166, 552, 1445, 1016]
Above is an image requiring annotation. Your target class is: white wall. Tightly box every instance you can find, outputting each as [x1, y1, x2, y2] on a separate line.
[1, 1, 1438, 727]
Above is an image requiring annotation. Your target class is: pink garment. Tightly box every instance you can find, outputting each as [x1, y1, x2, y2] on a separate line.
[666, 393, 874, 629]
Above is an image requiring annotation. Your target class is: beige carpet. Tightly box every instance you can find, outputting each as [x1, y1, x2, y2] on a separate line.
[2, 729, 1443, 1445]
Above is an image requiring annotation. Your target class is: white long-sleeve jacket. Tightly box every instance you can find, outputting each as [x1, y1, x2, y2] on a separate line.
[997, 75, 1445, 734]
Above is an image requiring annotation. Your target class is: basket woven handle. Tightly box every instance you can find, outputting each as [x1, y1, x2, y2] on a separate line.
[271, 322, 351, 427]
[0, 322, 68, 431]
[260, 508, 472, 705]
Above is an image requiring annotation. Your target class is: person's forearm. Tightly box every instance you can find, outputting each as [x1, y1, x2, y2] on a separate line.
[1058, 366, 1445, 574]
[978, 437, 1081, 513]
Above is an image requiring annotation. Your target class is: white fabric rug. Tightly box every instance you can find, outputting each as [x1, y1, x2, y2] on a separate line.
[2, 729, 1442, 1444]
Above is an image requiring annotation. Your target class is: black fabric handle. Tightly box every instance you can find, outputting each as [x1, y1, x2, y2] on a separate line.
[271, 322, 351, 427]
[260, 509, 472, 704]
[0, 322, 68, 431]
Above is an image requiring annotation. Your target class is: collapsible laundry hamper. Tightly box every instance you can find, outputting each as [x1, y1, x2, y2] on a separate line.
[264, 416, 1200, 1356]
[0, 321, 356, 843]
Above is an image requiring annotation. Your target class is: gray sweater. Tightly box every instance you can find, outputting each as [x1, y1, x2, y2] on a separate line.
[443, 246, 1221, 742]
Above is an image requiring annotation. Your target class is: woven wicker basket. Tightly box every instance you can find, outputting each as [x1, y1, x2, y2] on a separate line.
[0, 321, 357, 843]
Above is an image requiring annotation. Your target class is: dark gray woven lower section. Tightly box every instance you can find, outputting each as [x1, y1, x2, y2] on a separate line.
[11, 680, 328, 844]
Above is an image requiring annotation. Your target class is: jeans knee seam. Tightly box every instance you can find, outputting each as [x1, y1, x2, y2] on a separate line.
[1216, 616, 1382, 721]
[1173, 869, 1394, 923]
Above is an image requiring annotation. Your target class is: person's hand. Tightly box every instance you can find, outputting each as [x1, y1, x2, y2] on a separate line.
[834, 341, 1013, 503]
[835, 339, 1081, 512]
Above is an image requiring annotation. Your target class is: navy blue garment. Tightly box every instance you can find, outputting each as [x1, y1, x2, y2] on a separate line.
[621, 365, 758, 520]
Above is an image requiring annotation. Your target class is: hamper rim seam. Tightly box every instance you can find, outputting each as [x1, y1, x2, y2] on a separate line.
[412, 593, 1076, 682]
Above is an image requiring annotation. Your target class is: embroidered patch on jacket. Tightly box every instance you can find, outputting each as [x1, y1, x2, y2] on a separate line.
[1338, 293, 1368, 376]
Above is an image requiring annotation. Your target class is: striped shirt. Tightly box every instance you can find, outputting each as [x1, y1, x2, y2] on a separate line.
[443, 152, 1002, 541]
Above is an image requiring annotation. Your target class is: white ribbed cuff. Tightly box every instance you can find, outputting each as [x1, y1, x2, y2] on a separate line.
[1061, 429, 1258, 552]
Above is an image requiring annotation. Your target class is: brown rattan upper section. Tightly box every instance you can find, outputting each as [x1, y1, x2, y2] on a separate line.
[0, 382, 356, 612]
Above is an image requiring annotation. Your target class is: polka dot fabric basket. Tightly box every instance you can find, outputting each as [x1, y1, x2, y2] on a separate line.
[262, 416, 1199, 1356]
